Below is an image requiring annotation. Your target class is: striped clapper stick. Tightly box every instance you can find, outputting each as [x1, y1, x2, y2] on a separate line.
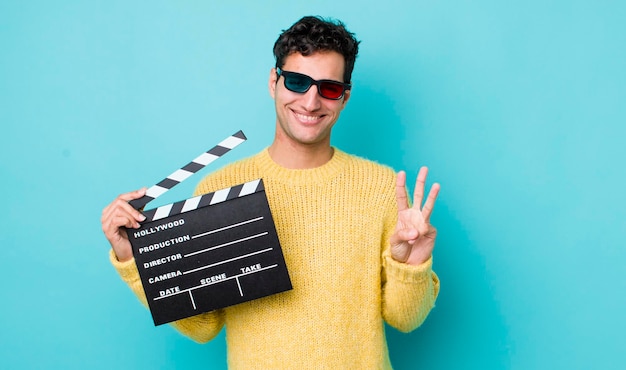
[126, 131, 292, 326]
[128, 130, 248, 210]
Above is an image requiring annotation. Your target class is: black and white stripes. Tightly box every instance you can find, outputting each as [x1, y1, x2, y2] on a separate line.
[129, 130, 247, 210]
[142, 179, 264, 222]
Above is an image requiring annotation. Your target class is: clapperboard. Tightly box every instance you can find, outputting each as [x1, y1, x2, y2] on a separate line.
[127, 131, 292, 326]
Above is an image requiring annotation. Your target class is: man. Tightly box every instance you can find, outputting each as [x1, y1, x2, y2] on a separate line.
[102, 16, 440, 369]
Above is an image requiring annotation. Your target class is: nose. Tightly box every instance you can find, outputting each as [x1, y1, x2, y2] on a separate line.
[301, 85, 322, 111]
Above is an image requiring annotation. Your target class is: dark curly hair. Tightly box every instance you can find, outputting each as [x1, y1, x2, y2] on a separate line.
[273, 16, 360, 84]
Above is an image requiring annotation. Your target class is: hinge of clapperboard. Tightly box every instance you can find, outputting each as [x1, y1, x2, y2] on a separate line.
[128, 131, 247, 218]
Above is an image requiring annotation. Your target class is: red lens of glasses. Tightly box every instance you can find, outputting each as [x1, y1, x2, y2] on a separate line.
[319, 82, 345, 99]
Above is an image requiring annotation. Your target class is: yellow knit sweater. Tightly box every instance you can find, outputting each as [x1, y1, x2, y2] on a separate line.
[111, 148, 439, 369]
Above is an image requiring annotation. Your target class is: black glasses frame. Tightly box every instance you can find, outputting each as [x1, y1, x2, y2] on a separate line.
[276, 68, 351, 100]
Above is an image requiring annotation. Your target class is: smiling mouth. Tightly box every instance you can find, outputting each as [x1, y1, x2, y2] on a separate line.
[293, 111, 324, 124]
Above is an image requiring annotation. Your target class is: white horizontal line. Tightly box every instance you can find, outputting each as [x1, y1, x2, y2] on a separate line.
[183, 247, 273, 274]
[184, 232, 268, 258]
[191, 217, 264, 239]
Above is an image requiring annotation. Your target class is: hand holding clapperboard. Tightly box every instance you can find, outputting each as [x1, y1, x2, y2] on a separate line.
[126, 131, 292, 325]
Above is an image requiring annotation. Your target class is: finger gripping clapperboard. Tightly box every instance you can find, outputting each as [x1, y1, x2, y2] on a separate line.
[126, 131, 292, 326]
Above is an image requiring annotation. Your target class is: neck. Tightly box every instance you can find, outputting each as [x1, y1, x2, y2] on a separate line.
[268, 140, 334, 169]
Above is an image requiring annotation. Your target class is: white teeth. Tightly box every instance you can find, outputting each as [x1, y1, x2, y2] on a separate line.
[294, 112, 321, 123]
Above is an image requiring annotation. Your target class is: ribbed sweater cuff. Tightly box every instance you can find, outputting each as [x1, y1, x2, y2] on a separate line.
[109, 249, 141, 284]
[383, 251, 433, 283]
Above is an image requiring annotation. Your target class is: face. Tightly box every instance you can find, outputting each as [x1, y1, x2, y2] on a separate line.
[269, 51, 351, 149]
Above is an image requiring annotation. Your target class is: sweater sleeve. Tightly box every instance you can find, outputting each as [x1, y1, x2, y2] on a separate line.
[109, 250, 225, 343]
[381, 251, 440, 332]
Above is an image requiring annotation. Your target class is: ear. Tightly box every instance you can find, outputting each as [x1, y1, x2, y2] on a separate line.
[341, 88, 351, 107]
[269, 68, 278, 99]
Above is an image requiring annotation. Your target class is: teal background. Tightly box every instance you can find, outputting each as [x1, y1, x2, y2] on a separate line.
[1, 1, 624, 369]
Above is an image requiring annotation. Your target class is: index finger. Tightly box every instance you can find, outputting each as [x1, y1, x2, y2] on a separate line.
[118, 187, 147, 202]
[396, 171, 410, 211]
[102, 188, 147, 221]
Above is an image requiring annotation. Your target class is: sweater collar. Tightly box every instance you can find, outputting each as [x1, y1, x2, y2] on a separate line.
[254, 147, 349, 186]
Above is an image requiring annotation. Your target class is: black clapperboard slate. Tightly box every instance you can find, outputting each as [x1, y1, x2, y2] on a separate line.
[126, 131, 292, 326]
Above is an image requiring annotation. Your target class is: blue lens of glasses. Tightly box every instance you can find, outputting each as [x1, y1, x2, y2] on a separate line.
[285, 74, 313, 92]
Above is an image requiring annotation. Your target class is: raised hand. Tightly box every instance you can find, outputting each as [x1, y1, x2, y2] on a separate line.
[389, 167, 440, 266]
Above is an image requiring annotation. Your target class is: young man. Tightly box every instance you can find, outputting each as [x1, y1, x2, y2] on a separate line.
[102, 16, 440, 369]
